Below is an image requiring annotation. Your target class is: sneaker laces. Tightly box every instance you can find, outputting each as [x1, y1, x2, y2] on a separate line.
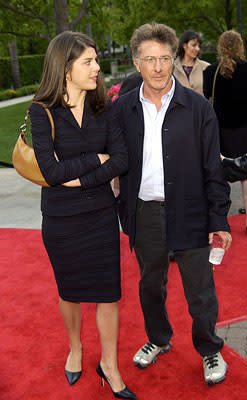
[141, 342, 156, 355]
[204, 354, 219, 369]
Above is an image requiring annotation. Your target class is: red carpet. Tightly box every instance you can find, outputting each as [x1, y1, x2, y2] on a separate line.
[0, 215, 247, 400]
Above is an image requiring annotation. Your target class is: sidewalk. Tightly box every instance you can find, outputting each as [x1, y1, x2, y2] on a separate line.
[0, 94, 34, 108]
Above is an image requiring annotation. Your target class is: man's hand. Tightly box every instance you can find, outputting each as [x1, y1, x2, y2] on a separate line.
[209, 231, 232, 251]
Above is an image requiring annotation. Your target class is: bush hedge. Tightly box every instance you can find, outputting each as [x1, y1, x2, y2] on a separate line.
[0, 55, 44, 89]
[0, 54, 123, 89]
[19, 55, 44, 86]
[0, 84, 39, 101]
[99, 58, 121, 74]
[0, 58, 12, 89]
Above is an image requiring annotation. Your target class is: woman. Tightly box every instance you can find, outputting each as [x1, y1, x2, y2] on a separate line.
[30, 31, 137, 399]
[173, 30, 209, 95]
[203, 30, 247, 228]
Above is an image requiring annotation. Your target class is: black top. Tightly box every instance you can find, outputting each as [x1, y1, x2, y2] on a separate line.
[30, 98, 128, 216]
[203, 60, 247, 128]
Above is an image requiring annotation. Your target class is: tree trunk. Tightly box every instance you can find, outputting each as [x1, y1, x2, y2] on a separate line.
[8, 40, 21, 89]
[236, 0, 243, 36]
[54, 0, 70, 34]
[225, 0, 233, 30]
[107, 35, 112, 58]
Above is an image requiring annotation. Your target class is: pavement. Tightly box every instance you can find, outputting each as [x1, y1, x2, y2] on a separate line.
[0, 96, 246, 360]
[0, 94, 34, 108]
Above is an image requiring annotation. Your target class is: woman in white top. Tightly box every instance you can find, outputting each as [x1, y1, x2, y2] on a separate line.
[173, 30, 209, 95]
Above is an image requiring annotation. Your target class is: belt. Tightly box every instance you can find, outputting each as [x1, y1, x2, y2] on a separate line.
[138, 198, 165, 207]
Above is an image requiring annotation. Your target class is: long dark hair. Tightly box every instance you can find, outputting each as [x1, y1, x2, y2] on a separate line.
[177, 30, 202, 60]
[32, 31, 108, 114]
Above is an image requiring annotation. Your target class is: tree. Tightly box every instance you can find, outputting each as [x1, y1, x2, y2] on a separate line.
[0, 0, 89, 41]
[8, 40, 20, 88]
[108, 0, 243, 47]
[0, 0, 89, 88]
[236, 0, 243, 36]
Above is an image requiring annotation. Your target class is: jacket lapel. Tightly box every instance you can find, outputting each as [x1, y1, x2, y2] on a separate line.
[54, 105, 80, 131]
[168, 78, 189, 112]
[54, 95, 93, 132]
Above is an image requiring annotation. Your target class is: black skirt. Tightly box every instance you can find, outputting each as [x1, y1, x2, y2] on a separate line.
[42, 205, 121, 303]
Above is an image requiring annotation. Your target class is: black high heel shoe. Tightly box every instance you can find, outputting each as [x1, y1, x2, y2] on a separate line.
[64, 352, 82, 386]
[64, 369, 81, 386]
[96, 363, 137, 399]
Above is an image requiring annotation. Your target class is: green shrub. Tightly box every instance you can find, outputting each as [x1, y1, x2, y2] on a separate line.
[0, 58, 12, 88]
[0, 54, 44, 89]
[19, 54, 44, 86]
[0, 89, 17, 100]
[0, 84, 39, 101]
[201, 52, 217, 64]
[99, 58, 121, 74]
[118, 64, 132, 71]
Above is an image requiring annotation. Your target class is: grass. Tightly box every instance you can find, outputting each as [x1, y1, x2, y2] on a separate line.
[0, 101, 31, 165]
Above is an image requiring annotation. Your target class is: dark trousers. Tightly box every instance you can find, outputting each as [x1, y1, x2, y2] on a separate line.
[134, 199, 224, 357]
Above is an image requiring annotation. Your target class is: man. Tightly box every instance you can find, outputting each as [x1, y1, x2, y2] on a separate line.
[114, 22, 232, 386]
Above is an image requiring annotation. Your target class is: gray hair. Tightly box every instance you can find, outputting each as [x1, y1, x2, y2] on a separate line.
[130, 22, 178, 59]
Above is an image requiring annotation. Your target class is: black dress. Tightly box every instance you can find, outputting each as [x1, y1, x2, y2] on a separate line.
[203, 60, 247, 158]
[30, 99, 128, 302]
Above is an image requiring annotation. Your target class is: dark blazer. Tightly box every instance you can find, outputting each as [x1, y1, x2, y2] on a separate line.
[114, 79, 231, 250]
[203, 60, 247, 129]
[30, 98, 128, 216]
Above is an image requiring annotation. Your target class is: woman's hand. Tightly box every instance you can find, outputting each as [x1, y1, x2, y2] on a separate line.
[98, 153, 110, 164]
[62, 179, 81, 187]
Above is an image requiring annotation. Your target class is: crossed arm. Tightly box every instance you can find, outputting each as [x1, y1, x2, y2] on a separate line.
[55, 152, 110, 187]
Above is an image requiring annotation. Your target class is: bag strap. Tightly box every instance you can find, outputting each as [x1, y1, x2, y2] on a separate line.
[20, 102, 55, 141]
[211, 62, 221, 106]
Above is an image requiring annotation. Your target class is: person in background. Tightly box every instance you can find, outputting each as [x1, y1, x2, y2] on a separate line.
[30, 31, 136, 400]
[203, 30, 247, 226]
[173, 29, 209, 95]
[118, 71, 143, 96]
[115, 22, 232, 386]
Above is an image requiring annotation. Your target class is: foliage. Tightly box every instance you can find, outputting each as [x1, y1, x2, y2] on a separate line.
[0, 0, 89, 54]
[201, 52, 217, 64]
[0, 101, 31, 164]
[0, 54, 44, 89]
[164, 0, 238, 43]
[85, 0, 112, 53]
[0, 84, 39, 101]
[109, 0, 244, 48]
[0, 0, 245, 91]
[100, 58, 121, 74]
[19, 55, 44, 86]
[0, 57, 11, 88]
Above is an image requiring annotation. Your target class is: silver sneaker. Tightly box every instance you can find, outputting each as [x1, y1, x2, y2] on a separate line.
[203, 352, 228, 386]
[133, 341, 172, 369]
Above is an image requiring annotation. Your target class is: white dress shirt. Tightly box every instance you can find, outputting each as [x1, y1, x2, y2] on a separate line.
[138, 77, 175, 201]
